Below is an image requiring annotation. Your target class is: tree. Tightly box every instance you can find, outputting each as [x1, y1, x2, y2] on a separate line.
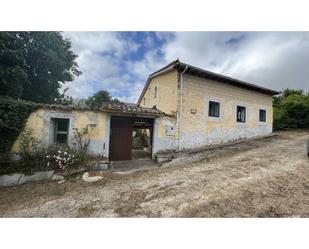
[0, 32, 81, 103]
[85, 90, 121, 108]
[273, 88, 309, 130]
[0, 32, 28, 98]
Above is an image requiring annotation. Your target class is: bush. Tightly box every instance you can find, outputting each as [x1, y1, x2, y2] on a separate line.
[45, 146, 80, 171]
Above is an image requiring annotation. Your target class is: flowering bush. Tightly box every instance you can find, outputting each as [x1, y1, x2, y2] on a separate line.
[46, 147, 77, 170]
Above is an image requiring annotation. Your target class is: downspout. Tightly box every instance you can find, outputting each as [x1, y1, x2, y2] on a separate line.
[178, 65, 188, 151]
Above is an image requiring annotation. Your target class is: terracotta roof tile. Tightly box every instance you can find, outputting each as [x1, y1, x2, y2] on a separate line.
[39, 102, 166, 116]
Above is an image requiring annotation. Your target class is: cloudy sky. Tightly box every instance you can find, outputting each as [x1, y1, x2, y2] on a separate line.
[63, 32, 309, 103]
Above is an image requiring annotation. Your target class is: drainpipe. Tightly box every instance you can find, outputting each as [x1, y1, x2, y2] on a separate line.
[178, 65, 188, 151]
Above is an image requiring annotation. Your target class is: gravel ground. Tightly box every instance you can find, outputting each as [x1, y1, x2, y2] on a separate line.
[1, 130, 309, 217]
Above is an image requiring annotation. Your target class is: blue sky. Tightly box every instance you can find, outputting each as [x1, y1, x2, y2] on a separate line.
[63, 32, 309, 102]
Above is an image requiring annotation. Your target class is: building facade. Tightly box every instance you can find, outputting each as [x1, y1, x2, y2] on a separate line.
[138, 60, 279, 150]
[12, 60, 279, 161]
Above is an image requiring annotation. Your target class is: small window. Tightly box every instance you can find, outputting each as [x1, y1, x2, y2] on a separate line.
[154, 86, 157, 99]
[53, 118, 69, 144]
[143, 97, 146, 106]
[259, 109, 266, 122]
[237, 106, 246, 123]
[208, 101, 220, 117]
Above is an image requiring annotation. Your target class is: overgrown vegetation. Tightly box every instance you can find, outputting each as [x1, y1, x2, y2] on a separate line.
[273, 89, 309, 130]
[0, 96, 38, 155]
[0, 125, 96, 175]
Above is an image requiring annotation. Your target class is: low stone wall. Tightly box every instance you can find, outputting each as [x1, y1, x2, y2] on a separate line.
[0, 170, 54, 187]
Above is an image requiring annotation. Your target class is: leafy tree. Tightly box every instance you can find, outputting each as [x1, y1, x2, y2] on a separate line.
[0, 32, 81, 103]
[273, 88, 309, 130]
[85, 90, 121, 108]
[0, 32, 28, 98]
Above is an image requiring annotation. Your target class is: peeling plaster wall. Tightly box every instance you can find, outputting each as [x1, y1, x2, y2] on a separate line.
[180, 74, 273, 149]
[12, 108, 110, 157]
[152, 116, 178, 155]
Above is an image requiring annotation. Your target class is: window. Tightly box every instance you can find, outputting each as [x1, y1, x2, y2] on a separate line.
[154, 86, 157, 99]
[208, 101, 220, 117]
[237, 106, 246, 123]
[53, 118, 69, 144]
[143, 97, 146, 106]
[259, 109, 266, 122]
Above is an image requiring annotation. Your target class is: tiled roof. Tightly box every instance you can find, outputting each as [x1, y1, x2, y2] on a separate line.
[101, 102, 165, 115]
[138, 59, 280, 104]
[39, 102, 165, 116]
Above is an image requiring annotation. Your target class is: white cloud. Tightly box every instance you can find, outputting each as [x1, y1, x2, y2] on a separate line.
[63, 32, 309, 104]
[162, 32, 309, 91]
[125, 50, 167, 80]
[62, 32, 144, 101]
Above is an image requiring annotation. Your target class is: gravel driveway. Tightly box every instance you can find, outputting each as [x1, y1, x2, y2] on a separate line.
[1, 130, 309, 217]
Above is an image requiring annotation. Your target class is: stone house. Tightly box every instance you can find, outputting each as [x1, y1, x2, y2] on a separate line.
[12, 60, 279, 161]
[138, 59, 279, 150]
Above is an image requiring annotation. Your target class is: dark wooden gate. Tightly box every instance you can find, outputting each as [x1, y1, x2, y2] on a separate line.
[109, 117, 133, 161]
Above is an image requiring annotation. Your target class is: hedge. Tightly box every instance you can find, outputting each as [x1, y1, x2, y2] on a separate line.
[0, 96, 38, 154]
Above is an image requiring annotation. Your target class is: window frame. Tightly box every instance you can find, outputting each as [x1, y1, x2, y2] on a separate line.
[52, 118, 70, 145]
[236, 106, 246, 123]
[208, 101, 220, 118]
[259, 109, 266, 122]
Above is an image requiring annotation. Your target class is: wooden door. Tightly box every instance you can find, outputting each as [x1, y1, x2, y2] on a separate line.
[110, 117, 133, 161]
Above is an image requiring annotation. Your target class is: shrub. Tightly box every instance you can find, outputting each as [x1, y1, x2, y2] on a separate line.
[72, 125, 94, 161]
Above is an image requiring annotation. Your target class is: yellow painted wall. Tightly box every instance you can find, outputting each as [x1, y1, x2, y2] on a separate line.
[139, 70, 179, 115]
[73, 110, 106, 139]
[11, 109, 45, 152]
[12, 108, 107, 153]
[181, 74, 273, 134]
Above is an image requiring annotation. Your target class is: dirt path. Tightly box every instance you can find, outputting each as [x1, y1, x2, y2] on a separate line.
[1, 131, 309, 217]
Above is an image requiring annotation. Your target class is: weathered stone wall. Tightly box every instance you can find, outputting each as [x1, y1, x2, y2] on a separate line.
[180, 74, 273, 149]
[12, 108, 110, 157]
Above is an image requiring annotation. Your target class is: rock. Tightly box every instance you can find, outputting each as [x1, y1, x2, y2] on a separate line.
[58, 180, 66, 184]
[155, 154, 172, 163]
[0, 174, 23, 186]
[82, 172, 103, 182]
[51, 175, 64, 181]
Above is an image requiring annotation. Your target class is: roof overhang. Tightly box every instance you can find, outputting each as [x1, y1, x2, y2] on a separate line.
[174, 62, 280, 96]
